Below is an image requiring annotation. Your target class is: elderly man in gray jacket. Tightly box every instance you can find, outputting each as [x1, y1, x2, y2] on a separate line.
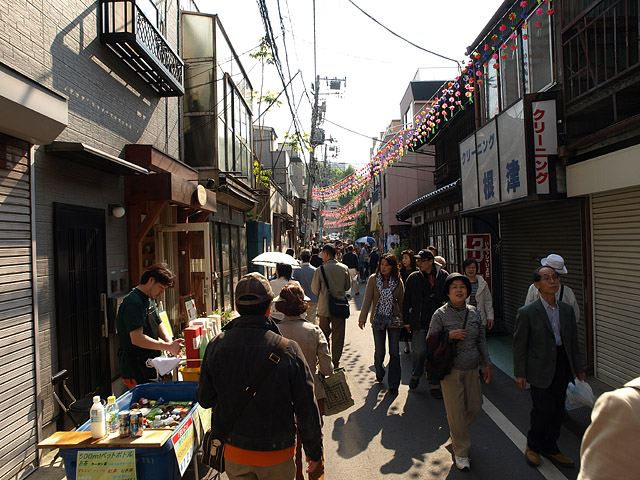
[311, 244, 351, 368]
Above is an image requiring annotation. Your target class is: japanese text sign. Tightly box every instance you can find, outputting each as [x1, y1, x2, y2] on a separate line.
[498, 100, 528, 201]
[476, 120, 500, 207]
[459, 133, 479, 210]
[171, 416, 195, 477]
[531, 100, 557, 194]
[464, 234, 492, 293]
[76, 449, 136, 480]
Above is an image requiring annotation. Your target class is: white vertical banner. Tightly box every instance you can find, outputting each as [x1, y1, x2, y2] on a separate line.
[459, 133, 478, 211]
[476, 120, 500, 207]
[531, 100, 557, 195]
[498, 99, 527, 201]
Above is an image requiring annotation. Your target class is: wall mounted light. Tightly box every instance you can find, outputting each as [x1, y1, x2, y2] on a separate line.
[109, 204, 126, 218]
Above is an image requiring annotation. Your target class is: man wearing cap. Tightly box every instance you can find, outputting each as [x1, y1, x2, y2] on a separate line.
[311, 244, 351, 368]
[513, 266, 585, 469]
[524, 254, 580, 322]
[197, 273, 324, 479]
[403, 249, 448, 396]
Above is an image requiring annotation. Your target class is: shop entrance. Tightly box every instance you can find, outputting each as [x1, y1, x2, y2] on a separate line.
[53, 203, 110, 404]
[155, 223, 214, 325]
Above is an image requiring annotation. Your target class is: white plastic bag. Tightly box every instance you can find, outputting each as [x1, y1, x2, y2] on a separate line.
[566, 378, 596, 408]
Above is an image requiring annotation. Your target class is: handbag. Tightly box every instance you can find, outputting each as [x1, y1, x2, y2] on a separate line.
[320, 367, 355, 415]
[320, 266, 350, 318]
[425, 309, 469, 381]
[201, 336, 290, 473]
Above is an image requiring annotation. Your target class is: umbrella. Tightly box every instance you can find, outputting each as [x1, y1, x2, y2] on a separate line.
[251, 251, 301, 268]
[355, 236, 376, 244]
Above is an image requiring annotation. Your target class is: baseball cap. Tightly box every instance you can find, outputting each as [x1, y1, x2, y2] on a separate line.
[415, 249, 435, 260]
[235, 272, 275, 305]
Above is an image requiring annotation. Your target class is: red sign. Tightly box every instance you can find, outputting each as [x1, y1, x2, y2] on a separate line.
[464, 234, 492, 293]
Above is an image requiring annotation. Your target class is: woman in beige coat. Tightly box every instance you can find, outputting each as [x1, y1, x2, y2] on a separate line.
[358, 253, 404, 395]
[275, 283, 333, 480]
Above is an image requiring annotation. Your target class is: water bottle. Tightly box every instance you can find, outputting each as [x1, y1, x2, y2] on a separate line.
[90, 396, 106, 439]
[105, 395, 119, 435]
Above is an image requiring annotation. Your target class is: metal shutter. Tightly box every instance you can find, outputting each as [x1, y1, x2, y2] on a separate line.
[591, 187, 640, 386]
[500, 200, 585, 356]
[0, 135, 37, 479]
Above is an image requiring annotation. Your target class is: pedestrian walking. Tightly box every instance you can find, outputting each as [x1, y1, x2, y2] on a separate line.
[463, 258, 495, 330]
[359, 245, 370, 283]
[428, 273, 492, 471]
[274, 283, 333, 480]
[270, 263, 300, 322]
[197, 273, 323, 479]
[310, 247, 323, 268]
[399, 250, 417, 354]
[292, 249, 319, 324]
[513, 266, 585, 469]
[358, 253, 405, 395]
[341, 245, 360, 297]
[311, 244, 351, 368]
[403, 249, 448, 397]
[578, 376, 640, 480]
[368, 247, 380, 276]
[524, 254, 580, 322]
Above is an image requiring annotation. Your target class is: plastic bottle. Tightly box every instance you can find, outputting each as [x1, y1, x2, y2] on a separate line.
[199, 328, 209, 359]
[90, 396, 106, 439]
[105, 395, 119, 435]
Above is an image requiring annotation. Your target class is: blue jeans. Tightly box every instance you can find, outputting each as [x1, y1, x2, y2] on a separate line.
[373, 327, 401, 388]
[411, 328, 440, 386]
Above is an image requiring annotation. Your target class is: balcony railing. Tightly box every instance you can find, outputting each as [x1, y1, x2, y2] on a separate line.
[99, 0, 184, 96]
[562, 0, 640, 109]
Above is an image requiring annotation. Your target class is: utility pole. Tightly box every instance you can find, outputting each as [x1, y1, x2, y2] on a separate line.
[305, 76, 345, 245]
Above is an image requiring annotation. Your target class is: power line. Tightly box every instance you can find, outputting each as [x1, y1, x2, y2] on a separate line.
[345, 0, 462, 70]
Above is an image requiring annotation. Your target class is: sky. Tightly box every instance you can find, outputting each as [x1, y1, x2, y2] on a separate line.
[197, 0, 505, 170]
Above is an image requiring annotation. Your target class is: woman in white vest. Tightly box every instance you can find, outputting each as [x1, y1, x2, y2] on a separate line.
[462, 258, 494, 329]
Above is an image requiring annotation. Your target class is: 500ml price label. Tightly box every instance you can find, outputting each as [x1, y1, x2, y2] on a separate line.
[76, 449, 136, 480]
[171, 416, 195, 476]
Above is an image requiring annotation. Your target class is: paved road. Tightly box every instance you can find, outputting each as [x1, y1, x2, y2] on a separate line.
[36, 292, 595, 480]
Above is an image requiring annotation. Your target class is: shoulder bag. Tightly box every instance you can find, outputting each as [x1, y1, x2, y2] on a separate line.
[320, 266, 350, 319]
[201, 336, 290, 474]
[424, 308, 469, 381]
[320, 367, 355, 415]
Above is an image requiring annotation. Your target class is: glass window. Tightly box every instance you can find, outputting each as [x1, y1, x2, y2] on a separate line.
[137, 0, 158, 29]
[182, 14, 213, 59]
[231, 225, 240, 278]
[218, 117, 226, 171]
[484, 58, 500, 122]
[185, 63, 214, 113]
[184, 115, 215, 167]
[223, 275, 232, 311]
[221, 224, 230, 273]
[523, 13, 554, 93]
[500, 37, 522, 108]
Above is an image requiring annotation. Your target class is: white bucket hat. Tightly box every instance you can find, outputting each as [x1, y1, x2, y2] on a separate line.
[540, 254, 568, 274]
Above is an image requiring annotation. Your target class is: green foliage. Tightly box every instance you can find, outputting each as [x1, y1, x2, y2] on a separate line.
[346, 212, 369, 240]
[283, 132, 311, 153]
[249, 38, 275, 64]
[253, 160, 271, 189]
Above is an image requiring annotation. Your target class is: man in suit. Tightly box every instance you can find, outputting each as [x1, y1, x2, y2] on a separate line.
[513, 266, 585, 469]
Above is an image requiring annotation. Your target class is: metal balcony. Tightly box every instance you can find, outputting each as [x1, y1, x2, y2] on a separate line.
[99, 0, 184, 96]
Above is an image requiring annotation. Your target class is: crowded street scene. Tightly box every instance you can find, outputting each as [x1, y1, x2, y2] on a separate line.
[1, 0, 639, 479]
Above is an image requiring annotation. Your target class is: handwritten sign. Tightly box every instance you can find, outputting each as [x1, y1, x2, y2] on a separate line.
[76, 449, 136, 480]
[171, 416, 195, 476]
[464, 234, 492, 293]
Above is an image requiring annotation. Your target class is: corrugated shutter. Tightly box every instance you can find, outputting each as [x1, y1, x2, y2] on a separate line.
[500, 200, 585, 355]
[0, 135, 37, 479]
[592, 187, 640, 387]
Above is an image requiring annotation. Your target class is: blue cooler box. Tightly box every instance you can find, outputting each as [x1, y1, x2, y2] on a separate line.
[59, 382, 200, 480]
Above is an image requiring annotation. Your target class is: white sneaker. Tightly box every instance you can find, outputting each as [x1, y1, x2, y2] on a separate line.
[455, 456, 470, 471]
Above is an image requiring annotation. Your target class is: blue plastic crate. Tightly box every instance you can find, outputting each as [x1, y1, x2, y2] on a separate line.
[59, 382, 199, 480]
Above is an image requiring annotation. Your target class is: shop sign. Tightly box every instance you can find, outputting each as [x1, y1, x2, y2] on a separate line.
[531, 100, 557, 194]
[464, 234, 492, 293]
[171, 416, 195, 477]
[76, 449, 136, 480]
[476, 120, 500, 207]
[459, 133, 479, 210]
[498, 100, 527, 201]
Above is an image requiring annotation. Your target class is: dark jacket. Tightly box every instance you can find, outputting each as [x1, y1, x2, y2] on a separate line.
[513, 299, 583, 389]
[402, 266, 448, 330]
[310, 254, 323, 268]
[197, 315, 323, 461]
[368, 251, 379, 274]
[342, 252, 359, 269]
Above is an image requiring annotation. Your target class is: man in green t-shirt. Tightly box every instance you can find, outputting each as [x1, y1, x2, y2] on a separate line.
[116, 263, 184, 388]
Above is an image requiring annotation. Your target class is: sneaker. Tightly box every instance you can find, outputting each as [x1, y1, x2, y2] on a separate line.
[409, 378, 419, 390]
[455, 456, 470, 471]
